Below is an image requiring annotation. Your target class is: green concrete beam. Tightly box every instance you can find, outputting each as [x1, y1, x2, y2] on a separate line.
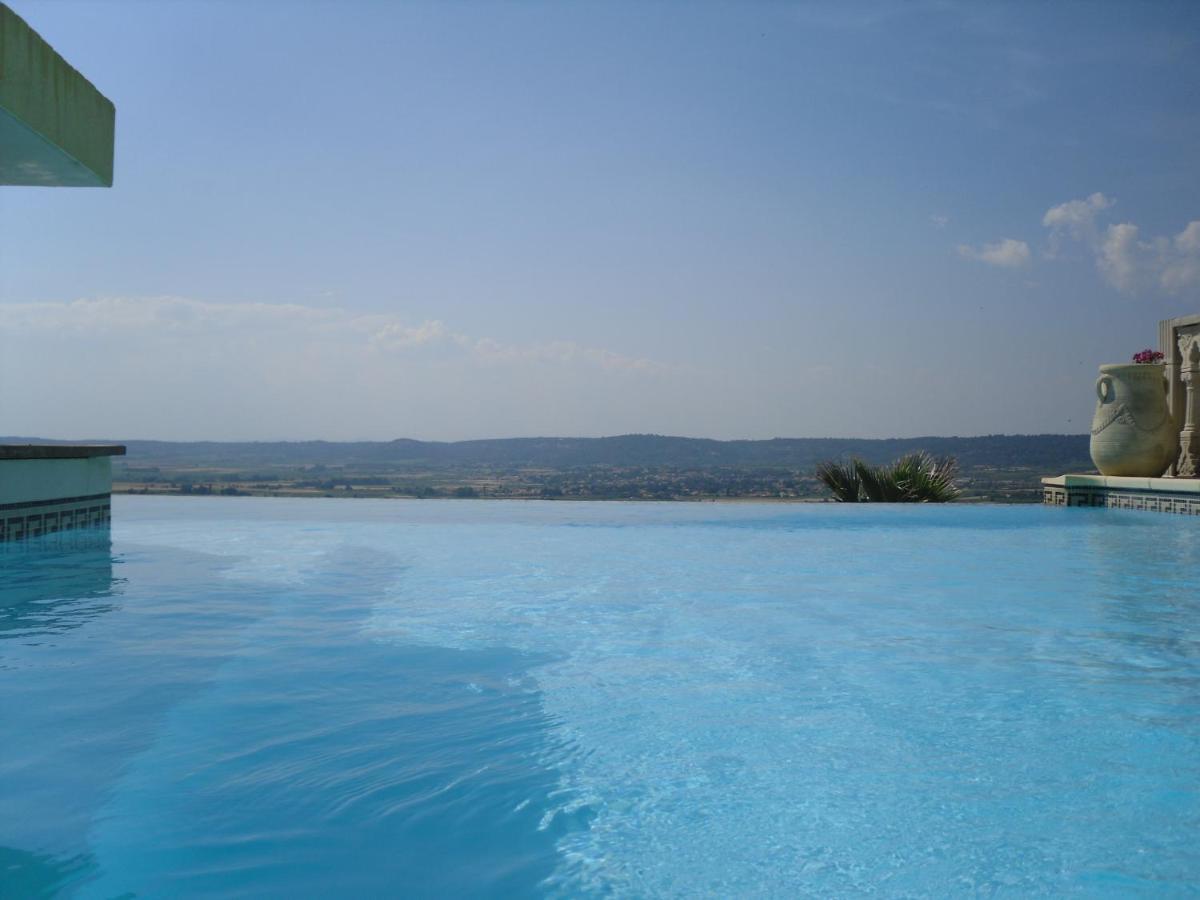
[0, 3, 114, 186]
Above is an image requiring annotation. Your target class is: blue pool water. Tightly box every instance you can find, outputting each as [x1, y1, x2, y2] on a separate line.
[2, 497, 1199, 897]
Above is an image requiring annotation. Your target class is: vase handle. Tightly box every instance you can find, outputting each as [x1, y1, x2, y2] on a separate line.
[1096, 374, 1114, 403]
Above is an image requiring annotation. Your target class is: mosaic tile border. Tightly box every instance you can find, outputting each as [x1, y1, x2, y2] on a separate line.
[1042, 484, 1200, 515]
[0, 493, 112, 541]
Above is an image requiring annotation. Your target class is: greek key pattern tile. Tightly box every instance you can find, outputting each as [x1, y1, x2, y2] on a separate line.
[1043, 485, 1066, 506]
[1042, 485, 1200, 515]
[0, 498, 112, 542]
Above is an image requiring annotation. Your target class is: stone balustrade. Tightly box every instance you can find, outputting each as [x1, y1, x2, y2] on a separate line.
[1164, 315, 1200, 477]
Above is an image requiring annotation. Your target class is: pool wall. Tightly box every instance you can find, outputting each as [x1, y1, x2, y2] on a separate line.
[0, 445, 125, 540]
[1043, 473, 1200, 514]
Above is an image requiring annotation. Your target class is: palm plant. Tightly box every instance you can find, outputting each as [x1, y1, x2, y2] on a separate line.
[889, 452, 960, 502]
[814, 459, 862, 502]
[816, 452, 960, 503]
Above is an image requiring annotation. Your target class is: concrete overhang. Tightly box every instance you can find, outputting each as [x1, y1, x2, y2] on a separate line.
[0, 3, 114, 186]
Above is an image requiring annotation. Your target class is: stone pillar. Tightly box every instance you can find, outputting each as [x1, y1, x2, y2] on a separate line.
[1159, 314, 1200, 477]
[1177, 333, 1200, 478]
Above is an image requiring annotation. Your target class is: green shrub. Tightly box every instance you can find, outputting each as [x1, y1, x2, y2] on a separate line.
[816, 452, 960, 503]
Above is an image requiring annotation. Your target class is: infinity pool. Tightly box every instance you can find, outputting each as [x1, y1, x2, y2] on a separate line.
[2, 497, 1198, 896]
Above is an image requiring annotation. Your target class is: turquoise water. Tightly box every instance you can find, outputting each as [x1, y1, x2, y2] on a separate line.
[2, 498, 1199, 897]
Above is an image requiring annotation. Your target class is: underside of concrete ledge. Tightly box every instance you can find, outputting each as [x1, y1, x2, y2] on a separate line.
[1043, 473, 1200, 514]
[0, 3, 115, 186]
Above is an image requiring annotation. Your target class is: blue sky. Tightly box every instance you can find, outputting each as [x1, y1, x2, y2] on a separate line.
[2, 0, 1199, 440]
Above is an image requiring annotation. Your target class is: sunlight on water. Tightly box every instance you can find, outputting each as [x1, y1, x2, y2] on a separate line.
[1, 498, 1198, 897]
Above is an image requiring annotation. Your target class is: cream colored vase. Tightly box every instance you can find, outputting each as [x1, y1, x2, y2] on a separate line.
[1090, 364, 1176, 476]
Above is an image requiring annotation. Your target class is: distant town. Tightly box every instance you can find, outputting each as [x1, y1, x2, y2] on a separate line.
[4, 434, 1093, 504]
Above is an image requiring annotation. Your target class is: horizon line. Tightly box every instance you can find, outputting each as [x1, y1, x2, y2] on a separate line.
[2, 432, 1090, 445]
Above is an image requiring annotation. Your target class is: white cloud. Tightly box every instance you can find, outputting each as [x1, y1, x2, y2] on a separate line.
[0, 295, 347, 338]
[930, 214, 950, 229]
[1160, 223, 1200, 294]
[0, 296, 667, 374]
[1176, 221, 1200, 254]
[957, 238, 1031, 268]
[1042, 192, 1114, 251]
[0, 296, 678, 440]
[1098, 222, 1145, 293]
[368, 319, 451, 351]
[1041, 194, 1200, 295]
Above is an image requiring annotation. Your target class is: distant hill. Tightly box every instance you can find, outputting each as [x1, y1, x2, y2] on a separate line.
[3, 433, 1093, 472]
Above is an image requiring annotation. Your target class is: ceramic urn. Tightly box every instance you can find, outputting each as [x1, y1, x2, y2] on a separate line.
[1089, 363, 1177, 477]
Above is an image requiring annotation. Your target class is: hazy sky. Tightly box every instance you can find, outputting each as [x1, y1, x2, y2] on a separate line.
[2, 0, 1199, 441]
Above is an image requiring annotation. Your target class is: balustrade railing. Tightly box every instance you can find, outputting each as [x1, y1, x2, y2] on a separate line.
[1160, 314, 1200, 478]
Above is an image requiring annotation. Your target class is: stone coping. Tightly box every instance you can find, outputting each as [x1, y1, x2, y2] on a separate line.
[0, 444, 126, 460]
[1041, 473, 1200, 494]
